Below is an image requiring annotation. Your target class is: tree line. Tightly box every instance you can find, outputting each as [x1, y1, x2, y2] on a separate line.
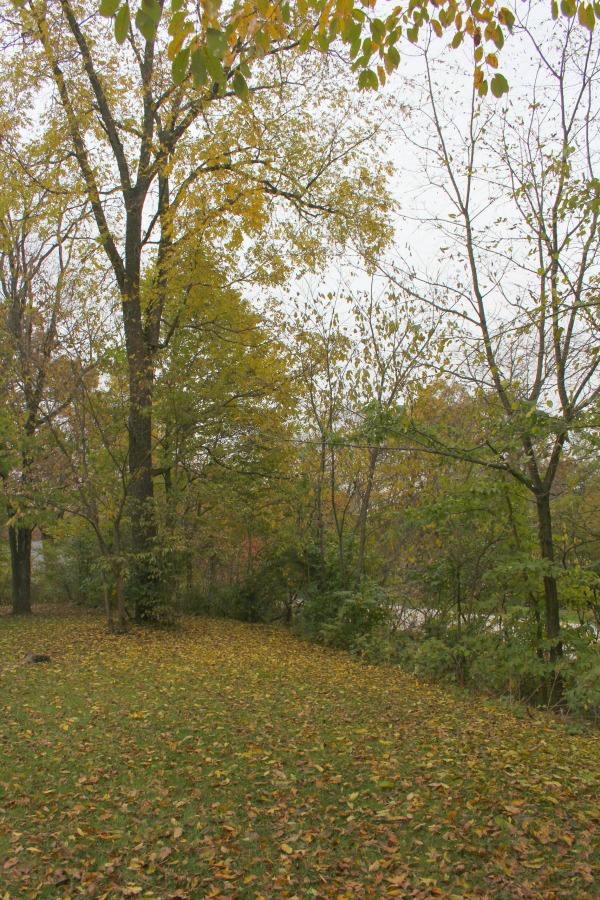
[1, 0, 599, 713]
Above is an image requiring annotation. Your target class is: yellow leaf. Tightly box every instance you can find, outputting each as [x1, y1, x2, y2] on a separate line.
[280, 843, 294, 854]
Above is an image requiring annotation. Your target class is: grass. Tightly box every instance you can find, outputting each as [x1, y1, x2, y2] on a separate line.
[0, 607, 599, 899]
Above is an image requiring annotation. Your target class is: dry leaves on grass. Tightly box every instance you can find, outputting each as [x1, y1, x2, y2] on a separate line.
[0, 610, 598, 898]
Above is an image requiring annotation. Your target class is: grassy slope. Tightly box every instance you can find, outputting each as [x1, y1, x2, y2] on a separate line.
[0, 610, 598, 899]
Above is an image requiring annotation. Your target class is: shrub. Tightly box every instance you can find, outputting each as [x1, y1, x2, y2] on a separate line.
[562, 627, 600, 721]
[294, 581, 389, 651]
[399, 637, 457, 682]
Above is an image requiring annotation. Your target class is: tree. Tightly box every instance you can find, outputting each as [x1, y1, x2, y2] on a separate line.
[387, 11, 600, 668]
[150, 244, 298, 604]
[286, 284, 437, 593]
[6, 0, 391, 616]
[93, 0, 559, 99]
[0, 149, 84, 614]
[50, 341, 133, 633]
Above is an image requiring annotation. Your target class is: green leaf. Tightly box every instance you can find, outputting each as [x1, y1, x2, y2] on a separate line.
[142, 0, 161, 23]
[190, 48, 207, 87]
[232, 70, 249, 99]
[551, 0, 559, 18]
[357, 68, 378, 91]
[299, 29, 312, 52]
[171, 0, 185, 9]
[114, 3, 130, 44]
[238, 60, 251, 77]
[451, 30, 464, 48]
[386, 45, 400, 70]
[344, 21, 361, 45]
[579, 2, 596, 29]
[99, 0, 120, 18]
[206, 27, 228, 59]
[204, 48, 226, 84]
[561, 0, 576, 16]
[357, 69, 370, 90]
[135, 9, 156, 41]
[281, 2, 291, 24]
[498, 6, 515, 29]
[490, 72, 509, 98]
[168, 11, 187, 36]
[172, 46, 190, 84]
[255, 29, 271, 52]
[370, 17, 386, 41]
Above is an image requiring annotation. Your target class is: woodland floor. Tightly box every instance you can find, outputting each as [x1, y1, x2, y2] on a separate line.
[0, 608, 599, 899]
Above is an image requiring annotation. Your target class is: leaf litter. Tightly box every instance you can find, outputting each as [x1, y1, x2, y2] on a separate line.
[0, 611, 598, 898]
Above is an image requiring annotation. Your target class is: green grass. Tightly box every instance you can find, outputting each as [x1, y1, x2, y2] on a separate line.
[0, 608, 598, 899]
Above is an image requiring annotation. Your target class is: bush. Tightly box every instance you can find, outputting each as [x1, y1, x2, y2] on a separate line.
[295, 581, 389, 651]
[399, 637, 458, 682]
[562, 627, 600, 721]
[353, 626, 405, 664]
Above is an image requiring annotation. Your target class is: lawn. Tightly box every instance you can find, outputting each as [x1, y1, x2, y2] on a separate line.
[0, 609, 598, 899]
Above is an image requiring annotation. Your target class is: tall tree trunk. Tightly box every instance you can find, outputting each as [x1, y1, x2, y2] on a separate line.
[330, 447, 347, 587]
[315, 442, 326, 584]
[355, 447, 379, 586]
[115, 566, 127, 634]
[112, 527, 128, 633]
[123, 278, 159, 620]
[535, 490, 561, 659]
[9, 524, 32, 614]
[127, 350, 157, 620]
[102, 571, 115, 634]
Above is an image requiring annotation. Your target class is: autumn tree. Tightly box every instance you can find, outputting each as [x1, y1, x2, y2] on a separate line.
[0, 145, 85, 614]
[280, 284, 438, 629]
[387, 11, 600, 668]
[3, 0, 393, 617]
[50, 336, 133, 633]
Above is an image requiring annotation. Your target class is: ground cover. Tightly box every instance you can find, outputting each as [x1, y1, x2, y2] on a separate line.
[0, 609, 598, 899]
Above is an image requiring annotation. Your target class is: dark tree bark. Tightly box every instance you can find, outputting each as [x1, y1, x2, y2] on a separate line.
[9, 524, 32, 614]
[535, 491, 562, 658]
[355, 447, 379, 586]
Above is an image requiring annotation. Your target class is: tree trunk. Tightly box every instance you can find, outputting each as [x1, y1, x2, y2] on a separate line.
[535, 491, 562, 659]
[330, 447, 347, 587]
[124, 309, 159, 621]
[355, 447, 379, 586]
[115, 566, 127, 634]
[102, 572, 115, 634]
[112, 527, 128, 634]
[9, 524, 32, 614]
